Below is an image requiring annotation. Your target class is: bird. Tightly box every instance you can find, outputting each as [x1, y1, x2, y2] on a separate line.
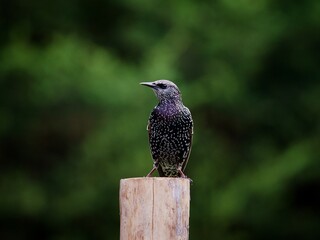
[140, 80, 193, 178]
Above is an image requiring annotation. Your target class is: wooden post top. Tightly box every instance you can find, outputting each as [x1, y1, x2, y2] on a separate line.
[120, 177, 190, 240]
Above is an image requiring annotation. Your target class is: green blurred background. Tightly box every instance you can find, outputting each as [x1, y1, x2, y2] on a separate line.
[1, 0, 320, 239]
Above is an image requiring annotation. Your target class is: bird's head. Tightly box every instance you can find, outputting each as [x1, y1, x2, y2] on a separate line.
[140, 80, 181, 102]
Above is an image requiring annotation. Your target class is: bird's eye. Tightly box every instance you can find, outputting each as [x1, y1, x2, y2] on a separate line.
[157, 83, 167, 89]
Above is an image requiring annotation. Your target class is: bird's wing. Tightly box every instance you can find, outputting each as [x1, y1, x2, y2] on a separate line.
[147, 109, 159, 161]
[147, 106, 157, 131]
[146, 119, 150, 131]
[181, 107, 193, 172]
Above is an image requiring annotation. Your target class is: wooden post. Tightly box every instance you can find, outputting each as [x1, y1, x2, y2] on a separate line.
[119, 177, 190, 240]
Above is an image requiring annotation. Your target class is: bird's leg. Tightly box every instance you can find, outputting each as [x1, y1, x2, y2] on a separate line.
[178, 168, 193, 183]
[178, 169, 187, 178]
[146, 162, 158, 177]
[146, 167, 156, 177]
[177, 166, 187, 178]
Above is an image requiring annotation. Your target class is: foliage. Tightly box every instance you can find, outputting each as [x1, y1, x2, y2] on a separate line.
[0, 0, 320, 239]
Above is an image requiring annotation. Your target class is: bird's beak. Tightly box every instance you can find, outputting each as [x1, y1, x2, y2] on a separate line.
[140, 82, 156, 88]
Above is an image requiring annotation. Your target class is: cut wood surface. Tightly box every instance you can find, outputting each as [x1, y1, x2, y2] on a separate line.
[120, 177, 190, 240]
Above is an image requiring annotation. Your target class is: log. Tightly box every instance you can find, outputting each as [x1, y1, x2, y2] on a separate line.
[119, 177, 190, 240]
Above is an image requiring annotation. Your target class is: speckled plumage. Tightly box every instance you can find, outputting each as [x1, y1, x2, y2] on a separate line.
[140, 80, 193, 177]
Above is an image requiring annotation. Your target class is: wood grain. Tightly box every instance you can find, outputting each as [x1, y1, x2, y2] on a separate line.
[120, 177, 190, 240]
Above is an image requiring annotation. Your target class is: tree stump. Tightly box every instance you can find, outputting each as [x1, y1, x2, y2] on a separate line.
[119, 177, 190, 240]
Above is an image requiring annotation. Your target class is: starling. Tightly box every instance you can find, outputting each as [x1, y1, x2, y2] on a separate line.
[140, 80, 193, 178]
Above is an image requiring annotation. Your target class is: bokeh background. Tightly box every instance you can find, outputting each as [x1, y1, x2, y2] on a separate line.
[1, 0, 320, 239]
